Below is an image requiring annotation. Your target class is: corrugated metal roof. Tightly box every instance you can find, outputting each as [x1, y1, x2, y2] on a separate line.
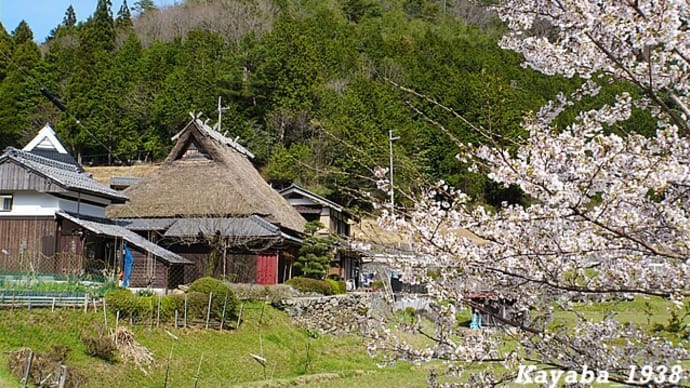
[163, 215, 280, 238]
[1, 147, 128, 203]
[57, 211, 193, 265]
[110, 176, 141, 187]
[117, 218, 178, 231]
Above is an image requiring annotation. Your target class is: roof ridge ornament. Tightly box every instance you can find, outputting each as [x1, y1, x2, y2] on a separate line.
[189, 111, 204, 120]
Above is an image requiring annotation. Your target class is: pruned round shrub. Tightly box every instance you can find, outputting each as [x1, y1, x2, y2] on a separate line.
[106, 288, 149, 318]
[188, 277, 238, 320]
[286, 277, 334, 295]
[325, 278, 345, 294]
[166, 292, 210, 321]
[189, 277, 230, 295]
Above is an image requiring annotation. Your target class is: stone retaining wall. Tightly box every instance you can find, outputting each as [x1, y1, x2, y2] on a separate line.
[275, 293, 392, 336]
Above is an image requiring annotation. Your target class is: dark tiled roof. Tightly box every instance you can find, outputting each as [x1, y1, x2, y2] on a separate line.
[28, 149, 82, 171]
[1, 147, 127, 203]
[163, 215, 280, 238]
[279, 183, 356, 219]
[57, 212, 192, 265]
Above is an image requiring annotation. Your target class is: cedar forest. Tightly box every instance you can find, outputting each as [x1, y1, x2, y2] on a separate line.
[0, 0, 654, 211]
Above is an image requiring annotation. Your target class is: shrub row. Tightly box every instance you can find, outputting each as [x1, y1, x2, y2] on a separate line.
[286, 277, 346, 295]
[105, 277, 238, 322]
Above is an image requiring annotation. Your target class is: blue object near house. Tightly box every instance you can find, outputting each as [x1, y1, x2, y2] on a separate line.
[470, 311, 482, 329]
[123, 243, 134, 287]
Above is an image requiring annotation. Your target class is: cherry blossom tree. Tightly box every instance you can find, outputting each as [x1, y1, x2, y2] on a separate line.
[371, 1, 690, 386]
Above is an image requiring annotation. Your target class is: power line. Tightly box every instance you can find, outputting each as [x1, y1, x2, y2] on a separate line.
[0, 47, 123, 164]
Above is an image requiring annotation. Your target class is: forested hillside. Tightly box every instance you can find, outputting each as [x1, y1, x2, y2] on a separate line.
[0, 0, 652, 209]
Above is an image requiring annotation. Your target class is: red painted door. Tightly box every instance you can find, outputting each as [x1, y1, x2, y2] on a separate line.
[256, 253, 278, 285]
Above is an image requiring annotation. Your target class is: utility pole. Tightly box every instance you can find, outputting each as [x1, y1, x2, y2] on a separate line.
[216, 96, 229, 134]
[217, 96, 223, 132]
[389, 129, 400, 214]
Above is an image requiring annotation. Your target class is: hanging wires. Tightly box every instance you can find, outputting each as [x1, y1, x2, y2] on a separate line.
[0, 46, 124, 164]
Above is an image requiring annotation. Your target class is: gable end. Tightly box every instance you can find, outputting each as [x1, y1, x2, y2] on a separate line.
[0, 160, 67, 193]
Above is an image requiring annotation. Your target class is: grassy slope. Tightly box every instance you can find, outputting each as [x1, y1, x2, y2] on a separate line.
[0, 302, 426, 387]
[0, 297, 682, 387]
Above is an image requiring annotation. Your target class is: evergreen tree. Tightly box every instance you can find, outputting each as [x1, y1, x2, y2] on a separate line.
[294, 222, 333, 279]
[0, 24, 14, 83]
[63, 6, 77, 28]
[116, 0, 133, 29]
[12, 21, 34, 45]
[0, 22, 45, 149]
[47, 5, 78, 42]
[65, 0, 117, 162]
[132, 0, 156, 15]
[83, 0, 115, 52]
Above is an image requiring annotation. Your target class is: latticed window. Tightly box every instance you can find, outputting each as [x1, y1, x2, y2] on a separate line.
[0, 194, 12, 212]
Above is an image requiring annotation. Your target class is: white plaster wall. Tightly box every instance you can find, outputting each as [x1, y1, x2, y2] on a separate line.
[0, 191, 107, 218]
[58, 198, 106, 218]
[0, 191, 58, 216]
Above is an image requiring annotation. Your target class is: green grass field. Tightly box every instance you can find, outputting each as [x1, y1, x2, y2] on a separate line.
[0, 301, 432, 387]
[0, 296, 685, 387]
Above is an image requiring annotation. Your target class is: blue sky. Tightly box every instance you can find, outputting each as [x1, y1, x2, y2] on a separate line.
[0, 0, 180, 43]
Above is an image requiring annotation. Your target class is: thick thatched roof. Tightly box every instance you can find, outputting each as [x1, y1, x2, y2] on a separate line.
[107, 118, 306, 233]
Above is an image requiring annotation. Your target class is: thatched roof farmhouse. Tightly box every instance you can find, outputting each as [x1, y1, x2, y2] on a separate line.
[108, 117, 307, 285]
[108, 118, 305, 233]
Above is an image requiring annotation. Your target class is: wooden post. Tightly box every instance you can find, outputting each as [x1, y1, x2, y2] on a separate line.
[174, 310, 178, 329]
[156, 295, 161, 327]
[103, 298, 108, 329]
[259, 298, 266, 325]
[163, 345, 174, 388]
[51, 297, 56, 312]
[83, 293, 89, 313]
[115, 311, 120, 345]
[236, 303, 244, 329]
[193, 354, 204, 388]
[92, 297, 97, 312]
[58, 365, 67, 388]
[22, 350, 33, 388]
[220, 293, 228, 332]
[205, 292, 213, 329]
[184, 295, 188, 329]
[27, 296, 31, 311]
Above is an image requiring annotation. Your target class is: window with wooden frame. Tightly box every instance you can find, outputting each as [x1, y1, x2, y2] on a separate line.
[0, 194, 13, 212]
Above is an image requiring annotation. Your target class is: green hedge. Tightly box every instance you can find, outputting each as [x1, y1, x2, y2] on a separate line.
[106, 288, 147, 318]
[189, 277, 239, 320]
[325, 278, 346, 294]
[286, 277, 337, 295]
[105, 280, 238, 323]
